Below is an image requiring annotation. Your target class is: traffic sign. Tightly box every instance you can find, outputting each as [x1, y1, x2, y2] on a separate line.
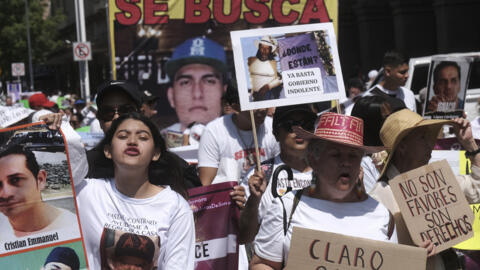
[11, 62, 25, 76]
[73, 41, 92, 61]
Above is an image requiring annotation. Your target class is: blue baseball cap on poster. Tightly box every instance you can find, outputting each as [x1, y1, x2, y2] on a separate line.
[165, 37, 227, 79]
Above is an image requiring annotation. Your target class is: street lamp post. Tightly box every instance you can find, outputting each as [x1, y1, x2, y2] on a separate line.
[24, 0, 34, 90]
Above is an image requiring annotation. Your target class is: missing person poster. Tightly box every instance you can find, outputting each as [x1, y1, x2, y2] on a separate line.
[286, 227, 427, 270]
[389, 160, 474, 253]
[231, 23, 345, 111]
[423, 56, 472, 119]
[108, 0, 337, 149]
[0, 122, 87, 265]
[188, 181, 240, 270]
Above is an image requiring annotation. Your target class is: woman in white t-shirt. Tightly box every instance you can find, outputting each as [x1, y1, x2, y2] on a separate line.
[251, 113, 397, 269]
[75, 112, 195, 270]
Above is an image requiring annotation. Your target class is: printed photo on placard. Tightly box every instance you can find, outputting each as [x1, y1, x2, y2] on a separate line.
[231, 23, 345, 111]
[0, 241, 87, 269]
[0, 123, 82, 255]
[423, 56, 472, 119]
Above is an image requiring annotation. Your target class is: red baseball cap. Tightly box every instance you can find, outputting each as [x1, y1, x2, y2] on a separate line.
[29, 93, 56, 108]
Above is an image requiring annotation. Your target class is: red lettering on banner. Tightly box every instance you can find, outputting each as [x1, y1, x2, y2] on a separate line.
[272, 0, 299, 24]
[213, 0, 242, 23]
[144, 0, 168, 24]
[115, 0, 141, 25]
[299, 0, 330, 23]
[185, 0, 211, 23]
[244, 0, 269, 23]
[114, 0, 332, 25]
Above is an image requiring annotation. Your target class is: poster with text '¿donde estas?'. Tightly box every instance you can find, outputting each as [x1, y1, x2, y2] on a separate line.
[0, 122, 88, 269]
[231, 23, 345, 111]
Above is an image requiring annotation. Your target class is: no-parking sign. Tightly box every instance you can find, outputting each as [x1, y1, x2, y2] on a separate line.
[11, 62, 25, 76]
[73, 41, 92, 61]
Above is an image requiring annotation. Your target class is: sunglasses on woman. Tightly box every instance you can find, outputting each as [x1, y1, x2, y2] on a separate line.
[279, 119, 315, 133]
[97, 104, 138, 121]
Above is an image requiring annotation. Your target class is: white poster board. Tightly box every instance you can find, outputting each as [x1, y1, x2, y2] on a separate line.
[231, 23, 345, 111]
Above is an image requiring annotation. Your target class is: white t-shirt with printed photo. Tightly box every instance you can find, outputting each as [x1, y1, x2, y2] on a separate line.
[75, 178, 195, 270]
[198, 114, 280, 181]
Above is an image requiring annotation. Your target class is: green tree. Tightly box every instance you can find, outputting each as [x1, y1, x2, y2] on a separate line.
[0, 0, 64, 84]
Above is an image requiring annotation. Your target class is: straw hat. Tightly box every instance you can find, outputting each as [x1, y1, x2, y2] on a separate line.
[254, 36, 278, 52]
[379, 109, 453, 177]
[294, 112, 384, 154]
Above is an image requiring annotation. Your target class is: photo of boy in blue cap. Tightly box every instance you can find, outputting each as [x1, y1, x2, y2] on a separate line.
[163, 37, 228, 148]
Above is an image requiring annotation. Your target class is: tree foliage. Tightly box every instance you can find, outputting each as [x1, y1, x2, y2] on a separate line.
[0, 0, 64, 81]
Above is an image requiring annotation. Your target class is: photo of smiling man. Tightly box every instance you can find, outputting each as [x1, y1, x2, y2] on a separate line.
[0, 144, 80, 254]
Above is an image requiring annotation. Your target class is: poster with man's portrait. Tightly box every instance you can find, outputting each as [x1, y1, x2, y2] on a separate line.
[0, 123, 83, 257]
[231, 23, 345, 111]
[423, 56, 472, 119]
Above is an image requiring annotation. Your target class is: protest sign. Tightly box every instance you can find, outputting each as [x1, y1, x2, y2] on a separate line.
[453, 203, 480, 250]
[188, 181, 239, 269]
[108, 0, 337, 142]
[286, 227, 427, 270]
[0, 123, 87, 265]
[231, 23, 345, 111]
[389, 160, 474, 252]
[0, 105, 34, 128]
[423, 56, 472, 119]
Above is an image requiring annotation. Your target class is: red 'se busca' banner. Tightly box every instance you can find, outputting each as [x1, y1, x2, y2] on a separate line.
[188, 181, 240, 270]
[106, 1, 338, 135]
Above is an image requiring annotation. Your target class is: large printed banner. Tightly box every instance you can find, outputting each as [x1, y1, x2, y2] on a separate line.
[389, 160, 474, 253]
[107, 0, 338, 141]
[0, 123, 88, 269]
[188, 181, 239, 269]
[231, 23, 344, 110]
[286, 227, 427, 270]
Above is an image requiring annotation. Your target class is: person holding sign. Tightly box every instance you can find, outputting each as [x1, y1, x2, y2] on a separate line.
[239, 104, 316, 243]
[371, 109, 480, 269]
[0, 146, 79, 239]
[197, 93, 279, 186]
[250, 113, 396, 269]
[75, 112, 194, 269]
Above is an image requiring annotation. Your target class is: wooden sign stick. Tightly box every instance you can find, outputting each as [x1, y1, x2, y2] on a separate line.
[249, 110, 262, 169]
